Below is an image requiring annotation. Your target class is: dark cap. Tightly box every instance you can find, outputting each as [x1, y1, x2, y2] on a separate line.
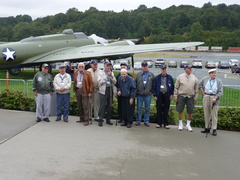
[183, 64, 192, 69]
[141, 62, 148, 67]
[120, 62, 127, 66]
[160, 65, 167, 69]
[42, 63, 49, 68]
[90, 59, 98, 64]
[104, 61, 111, 65]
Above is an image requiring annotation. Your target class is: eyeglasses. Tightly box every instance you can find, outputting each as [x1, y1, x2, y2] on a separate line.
[78, 66, 84, 68]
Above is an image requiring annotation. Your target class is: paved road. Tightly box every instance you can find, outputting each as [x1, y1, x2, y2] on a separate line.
[0, 109, 240, 180]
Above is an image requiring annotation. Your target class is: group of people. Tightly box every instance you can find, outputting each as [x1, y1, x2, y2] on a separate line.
[32, 59, 223, 136]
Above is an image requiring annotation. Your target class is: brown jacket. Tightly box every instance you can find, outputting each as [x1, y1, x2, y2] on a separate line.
[73, 70, 93, 94]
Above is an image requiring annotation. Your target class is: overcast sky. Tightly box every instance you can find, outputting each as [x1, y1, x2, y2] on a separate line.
[0, 0, 239, 20]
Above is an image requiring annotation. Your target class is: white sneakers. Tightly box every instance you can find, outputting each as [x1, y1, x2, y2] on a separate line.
[178, 120, 193, 132]
[178, 122, 183, 131]
[186, 125, 193, 132]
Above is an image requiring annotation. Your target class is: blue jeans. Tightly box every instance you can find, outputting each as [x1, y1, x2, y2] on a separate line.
[136, 95, 151, 123]
[56, 93, 70, 120]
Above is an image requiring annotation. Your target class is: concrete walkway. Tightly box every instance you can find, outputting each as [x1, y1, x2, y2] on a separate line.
[0, 109, 239, 180]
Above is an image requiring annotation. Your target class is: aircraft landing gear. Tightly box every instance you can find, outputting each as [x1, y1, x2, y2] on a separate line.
[8, 67, 21, 76]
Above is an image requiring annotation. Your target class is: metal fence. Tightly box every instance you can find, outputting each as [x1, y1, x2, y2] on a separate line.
[0, 79, 26, 92]
[0, 79, 240, 108]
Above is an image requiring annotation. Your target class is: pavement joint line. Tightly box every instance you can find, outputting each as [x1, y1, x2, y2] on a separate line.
[0, 122, 38, 145]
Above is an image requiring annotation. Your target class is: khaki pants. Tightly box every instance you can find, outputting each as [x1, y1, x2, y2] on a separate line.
[203, 95, 219, 129]
[89, 90, 100, 120]
[76, 88, 89, 122]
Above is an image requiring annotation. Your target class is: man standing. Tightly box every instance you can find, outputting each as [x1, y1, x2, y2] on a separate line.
[87, 59, 101, 121]
[32, 63, 54, 122]
[174, 65, 199, 131]
[117, 69, 136, 128]
[153, 65, 174, 129]
[98, 61, 116, 127]
[199, 69, 223, 136]
[73, 63, 93, 126]
[53, 64, 72, 122]
[115, 62, 132, 124]
[135, 62, 154, 127]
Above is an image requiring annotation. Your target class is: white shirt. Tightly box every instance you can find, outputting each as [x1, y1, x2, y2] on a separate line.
[53, 73, 72, 94]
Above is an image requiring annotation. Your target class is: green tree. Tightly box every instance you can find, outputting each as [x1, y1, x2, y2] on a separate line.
[190, 22, 203, 41]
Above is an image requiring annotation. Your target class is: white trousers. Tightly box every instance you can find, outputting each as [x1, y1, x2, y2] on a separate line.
[36, 93, 51, 119]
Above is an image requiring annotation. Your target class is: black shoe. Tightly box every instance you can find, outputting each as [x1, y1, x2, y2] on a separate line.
[118, 120, 123, 123]
[98, 122, 103, 127]
[201, 128, 210, 133]
[121, 123, 127, 126]
[106, 121, 113, 125]
[36, 117, 41, 122]
[43, 118, 50, 122]
[127, 124, 132, 128]
[212, 129, 217, 136]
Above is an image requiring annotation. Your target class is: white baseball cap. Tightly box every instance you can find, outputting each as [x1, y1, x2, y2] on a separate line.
[208, 69, 217, 73]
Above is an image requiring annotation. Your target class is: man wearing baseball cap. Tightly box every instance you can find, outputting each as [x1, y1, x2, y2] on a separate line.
[98, 61, 116, 127]
[32, 63, 55, 122]
[153, 65, 174, 129]
[174, 64, 199, 131]
[87, 59, 101, 121]
[199, 69, 223, 136]
[53, 64, 72, 122]
[135, 61, 154, 127]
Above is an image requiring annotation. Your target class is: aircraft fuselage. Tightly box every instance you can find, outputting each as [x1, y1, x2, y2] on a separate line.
[0, 32, 95, 69]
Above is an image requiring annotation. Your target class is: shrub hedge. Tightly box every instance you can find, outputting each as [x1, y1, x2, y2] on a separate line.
[0, 89, 239, 131]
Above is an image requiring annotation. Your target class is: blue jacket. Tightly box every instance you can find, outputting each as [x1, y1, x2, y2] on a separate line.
[117, 76, 136, 98]
[152, 74, 174, 98]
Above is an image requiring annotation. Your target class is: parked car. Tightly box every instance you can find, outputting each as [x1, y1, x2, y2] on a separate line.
[205, 61, 216, 69]
[134, 62, 142, 70]
[180, 61, 189, 68]
[218, 61, 230, 69]
[231, 63, 240, 73]
[155, 58, 166, 68]
[143, 59, 153, 68]
[113, 63, 121, 70]
[119, 59, 131, 70]
[98, 63, 104, 70]
[229, 59, 239, 67]
[192, 59, 203, 68]
[168, 61, 177, 68]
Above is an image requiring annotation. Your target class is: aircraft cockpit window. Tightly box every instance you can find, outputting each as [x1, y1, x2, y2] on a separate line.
[74, 32, 88, 39]
[20, 37, 43, 42]
[88, 34, 109, 45]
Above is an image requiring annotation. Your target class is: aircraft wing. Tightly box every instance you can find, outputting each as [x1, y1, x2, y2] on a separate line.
[22, 42, 204, 64]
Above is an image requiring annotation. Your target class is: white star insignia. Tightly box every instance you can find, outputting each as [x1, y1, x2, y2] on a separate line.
[3, 48, 16, 61]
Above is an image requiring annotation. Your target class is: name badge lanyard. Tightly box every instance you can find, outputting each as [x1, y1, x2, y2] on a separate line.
[161, 77, 166, 89]
[143, 73, 148, 87]
[106, 71, 111, 85]
[209, 80, 215, 93]
[78, 73, 83, 85]
[60, 74, 65, 84]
